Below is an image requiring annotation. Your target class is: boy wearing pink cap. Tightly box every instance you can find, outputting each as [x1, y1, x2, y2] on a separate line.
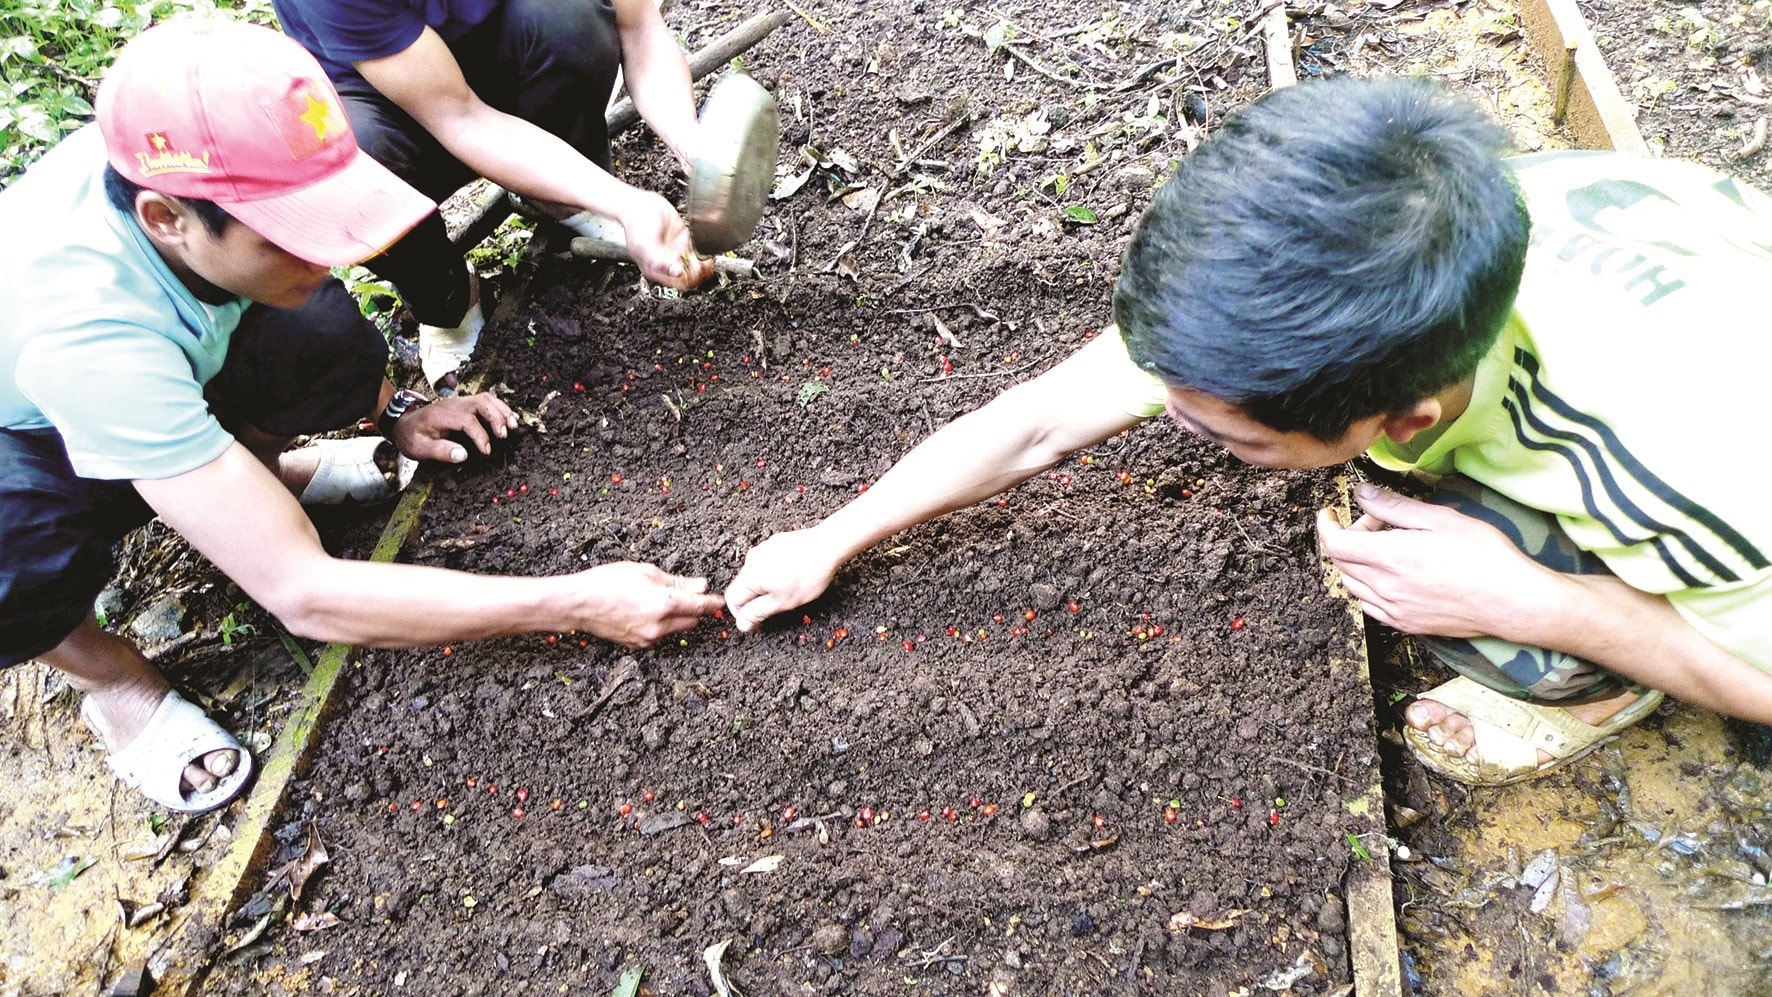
[0, 20, 723, 813]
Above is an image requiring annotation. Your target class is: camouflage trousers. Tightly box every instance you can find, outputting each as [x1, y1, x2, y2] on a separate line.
[1415, 475, 1627, 704]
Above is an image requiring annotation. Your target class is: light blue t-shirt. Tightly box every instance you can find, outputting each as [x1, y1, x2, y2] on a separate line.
[0, 124, 245, 480]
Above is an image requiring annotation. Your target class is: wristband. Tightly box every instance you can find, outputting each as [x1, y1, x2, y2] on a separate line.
[377, 388, 430, 441]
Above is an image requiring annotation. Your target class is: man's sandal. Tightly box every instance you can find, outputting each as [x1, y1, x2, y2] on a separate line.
[1403, 675, 1665, 787]
[418, 299, 485, 394]
[297, 436, 417, 506]
[80, 689, 254, 812]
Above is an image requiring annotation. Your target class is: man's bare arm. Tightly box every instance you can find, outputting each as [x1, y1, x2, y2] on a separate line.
[136, 443, 721, 648]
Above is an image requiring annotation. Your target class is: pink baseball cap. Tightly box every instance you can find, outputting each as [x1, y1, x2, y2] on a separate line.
[96, 19, 434, 267]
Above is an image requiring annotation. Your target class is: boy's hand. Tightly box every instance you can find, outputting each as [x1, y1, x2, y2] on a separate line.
[394, 392, 517, 463]
[576, 562, 725, 648]
[618, 191, 714, 291]
[1315, 484, 1566, 641]
[726, 528, 844, 631]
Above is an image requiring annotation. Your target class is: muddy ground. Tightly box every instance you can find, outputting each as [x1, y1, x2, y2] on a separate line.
[199, 0, 1414, 992]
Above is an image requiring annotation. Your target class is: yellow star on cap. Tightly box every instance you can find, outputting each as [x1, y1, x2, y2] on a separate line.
[298, 92, 335, 142]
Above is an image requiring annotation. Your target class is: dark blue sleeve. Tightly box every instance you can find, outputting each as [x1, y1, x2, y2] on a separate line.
[273, 0, 428, 79]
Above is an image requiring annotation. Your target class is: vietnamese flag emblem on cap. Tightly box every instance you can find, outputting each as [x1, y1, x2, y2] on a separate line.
[269, 84, 347, 161]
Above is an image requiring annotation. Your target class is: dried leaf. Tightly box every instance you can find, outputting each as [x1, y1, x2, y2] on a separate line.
[741, 854, 784, 874]
[968, 208, 1006, 234]
[828, 148, 859, 174]
[291, 911, 341, 932]
[703, 940, 738, 997]
[771, 167, 813, 200]
[841, 187, 880, 212]
[1167, 908, 1251, 932]
[636, 810, 693, 835]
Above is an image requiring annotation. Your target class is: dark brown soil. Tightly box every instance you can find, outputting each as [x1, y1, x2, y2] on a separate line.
[1583, 0, 1772, 190]
[206, 1, 1391, 993]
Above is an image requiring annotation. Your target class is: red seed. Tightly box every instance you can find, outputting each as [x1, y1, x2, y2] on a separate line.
[969, 797, 982, 809]
[1269, 810, 1280, 827]
[1164, 808, 1179, 824]
[437, 798, 449, 809]
[506, 489, 516, 498]
[1093, 814, 1106, 829]
[547, 635, 558, 644]
[388, 802, 398, 813]
[642, 790, 655, 803]
[466, 778, 478, 788]
[518, 484, 528, 494]
[618, 802, 632, 816]
[980, 803, 997, 818]
[918, 810, 931, 821]
[802, 615, 812, 626]
[611, 474, 624, 484]
[714, 608, 724, 620]
[1230, 616, 1246, 631]
[551, 799, 563, 811]
[491, 495, 500, 504]
[720, 630, 729, 639]
[732, 814, 744, 826]
[515, 787, 529, 803]
[859, 806, 874, 823]
[902, 640, 915, 652]
[442, 646, 453, 657]
[573, 382, 585, 392]
[512, 806, 525, 819]
[782, 806, 797, 821]
[696, 811, 710, 824]
[992, 613, 1004, 623]
[411, 800, 423, 810]
[549, 487, 559, 497]
[488, 784, 498, 794]
[1023, 609, 1037, 621]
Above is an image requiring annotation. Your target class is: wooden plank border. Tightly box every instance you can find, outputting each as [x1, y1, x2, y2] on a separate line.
[1518, 0, 1650, 154]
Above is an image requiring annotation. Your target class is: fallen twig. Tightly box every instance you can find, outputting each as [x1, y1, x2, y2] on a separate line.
[1738, 116, 1768, 160]
[920, 354, 1050, 383]
[607, 10, 793, 134]
[892, 114, 974, 177]
[1264, 753, 1356, 786]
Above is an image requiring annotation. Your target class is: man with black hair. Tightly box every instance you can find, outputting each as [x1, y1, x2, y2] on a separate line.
[1, 20, 722, 814]
[272, 0, 716, 392]
[725, 75, 1772, 785]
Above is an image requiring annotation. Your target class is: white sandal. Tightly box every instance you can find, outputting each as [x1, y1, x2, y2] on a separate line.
[81, 689, 254, 813]
[297, 437, 417, 506]
[418, 299, 485, 392]
[1404, 675, 1664, 787]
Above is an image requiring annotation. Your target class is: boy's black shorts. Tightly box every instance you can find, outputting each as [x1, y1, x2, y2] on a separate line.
[0, 280, 384, 667]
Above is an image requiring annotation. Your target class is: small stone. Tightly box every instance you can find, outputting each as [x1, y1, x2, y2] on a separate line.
[1018, 809, 1051, 842]
[1028, 583, 1060, 611]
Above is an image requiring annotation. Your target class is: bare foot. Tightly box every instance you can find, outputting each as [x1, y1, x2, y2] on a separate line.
[83, 678, 238, 800]
[1404, 686, 1644, 767]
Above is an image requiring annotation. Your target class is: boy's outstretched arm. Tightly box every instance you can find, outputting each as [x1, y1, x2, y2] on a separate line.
[726, 333, 1151, 630]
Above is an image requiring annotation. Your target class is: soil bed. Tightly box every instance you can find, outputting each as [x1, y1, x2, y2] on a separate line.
[212, 1, 1390, 992]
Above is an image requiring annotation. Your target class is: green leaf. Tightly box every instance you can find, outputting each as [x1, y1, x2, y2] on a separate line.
[611, 964, 646, 997]
[272, 623, 314, 677]
[1346, 833, 1372, 861]
[45, 855, 96, 889]
[982, 20, 1012, 54]
[1062, 204, 1098, 225]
